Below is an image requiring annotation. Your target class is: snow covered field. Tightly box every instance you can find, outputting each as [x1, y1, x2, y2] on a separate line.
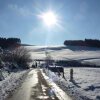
[0, 45, 99, 100]
[29, 45, 100, 66]
[29, 45, 100, 100]
[44, 68, 100, 100]
[64, 68, 100, 100]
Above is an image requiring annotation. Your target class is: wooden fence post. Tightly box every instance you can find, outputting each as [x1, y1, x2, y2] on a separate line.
[70, 68, 73, 81]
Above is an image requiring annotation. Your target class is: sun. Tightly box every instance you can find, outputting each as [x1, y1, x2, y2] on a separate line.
[41, 11, 57, 27]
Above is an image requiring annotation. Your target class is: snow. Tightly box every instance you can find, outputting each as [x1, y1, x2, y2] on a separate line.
[64, 68, 100, 100]
[1, 45, 99, 100]
[7, 69, 38, 100]
[28, 45, 100, 100]
[43, 68, 100, 100]
[0, 70, 29, 100]
[29, 45, 100, 66]
[42, 70, 72, 100]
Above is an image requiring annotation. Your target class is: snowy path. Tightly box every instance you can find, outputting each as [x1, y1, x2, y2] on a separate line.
[6, 70, 38, 100]
[6, 69, 72, 100]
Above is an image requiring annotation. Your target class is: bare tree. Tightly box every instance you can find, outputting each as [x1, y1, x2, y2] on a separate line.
[12, 47, 32, 69]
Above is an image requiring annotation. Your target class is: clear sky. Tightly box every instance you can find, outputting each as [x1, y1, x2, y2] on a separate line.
[0, 0, 100, 45]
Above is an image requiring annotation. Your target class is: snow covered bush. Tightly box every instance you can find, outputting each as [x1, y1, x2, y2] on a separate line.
[12, 47, 32, 69]
[0, 47, 32, 70]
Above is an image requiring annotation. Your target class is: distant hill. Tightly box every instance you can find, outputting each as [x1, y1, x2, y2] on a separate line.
[21, 44, 35, 46]
[64, 39, 100, 48]
[0, 37, 35, 49]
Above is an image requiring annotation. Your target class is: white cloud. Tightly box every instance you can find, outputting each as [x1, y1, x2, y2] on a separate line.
[8, 4, 34, 17]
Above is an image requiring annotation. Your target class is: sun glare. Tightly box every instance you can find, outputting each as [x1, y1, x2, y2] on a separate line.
[41, 11, 57, 27]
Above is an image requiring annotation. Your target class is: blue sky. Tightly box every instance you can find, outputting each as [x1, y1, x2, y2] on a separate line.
[0, 0, 100, 45]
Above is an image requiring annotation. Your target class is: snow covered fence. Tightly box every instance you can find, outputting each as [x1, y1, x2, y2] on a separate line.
[0, 70, 29, 100]
[43, 68, 91, 100]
